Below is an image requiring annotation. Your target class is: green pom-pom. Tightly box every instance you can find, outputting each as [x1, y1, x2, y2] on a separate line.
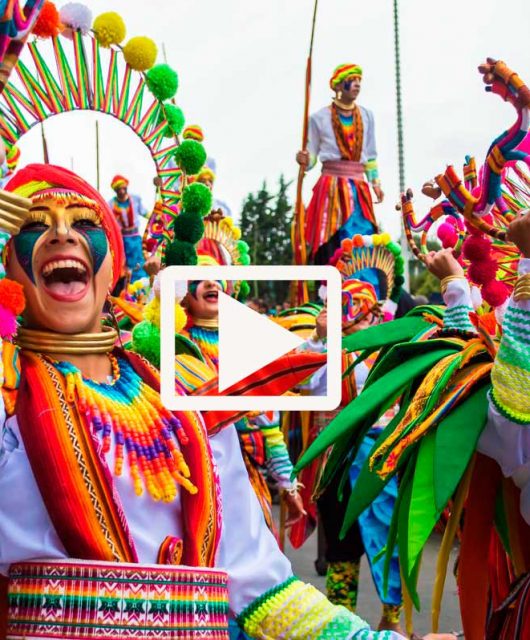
[146, 64, 179, 101]
[173, 211, 204, 244]
[239, 254, 251, 266]
[181, 183, 212, 216]
[237, 240, 250, 254]
[238, 280, 250, 301]
[394, 274, 405, 287]
[165, 239, 197, 266]
[132, 321, 161, 367]
[174, 140, 206, 175]
[395, 256, 405, 270]
[388, 242, 402, 256]
[160, 104, 185, 138]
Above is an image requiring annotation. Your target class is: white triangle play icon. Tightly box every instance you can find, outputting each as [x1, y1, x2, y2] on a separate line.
[218, 291, 306, 392]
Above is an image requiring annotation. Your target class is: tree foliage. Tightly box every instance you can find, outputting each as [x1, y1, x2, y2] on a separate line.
[239, 175, 293, 303]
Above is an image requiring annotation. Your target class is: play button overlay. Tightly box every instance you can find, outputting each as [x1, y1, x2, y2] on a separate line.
[218, 291, 306, 392]
[159, 265, 342, 411]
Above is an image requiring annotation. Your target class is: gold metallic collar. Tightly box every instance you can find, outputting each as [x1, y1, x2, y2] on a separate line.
[16, 326, 118, 354]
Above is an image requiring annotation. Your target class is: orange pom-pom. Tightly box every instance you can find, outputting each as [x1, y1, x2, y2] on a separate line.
[353, 234, 364, 248]
[0, 279, 25, 315]
[341, 238, 353, 252]
[32, 1, 63, 38]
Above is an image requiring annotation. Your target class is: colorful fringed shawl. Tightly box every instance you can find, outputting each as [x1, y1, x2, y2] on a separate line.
[331, 103, 364, 161]
[12, 348, 221, 569]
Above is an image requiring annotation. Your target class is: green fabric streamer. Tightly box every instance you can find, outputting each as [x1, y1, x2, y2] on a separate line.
[433, 384, 490, 512]
[342, 315, 431, 354]
[340, 398, 412, 538]
[294, 346, 460, 475]
[407, 432, 438, 577]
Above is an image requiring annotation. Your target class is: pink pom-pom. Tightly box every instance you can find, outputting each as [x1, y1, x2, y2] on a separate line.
[0, 305, 17, 338]
[437, 222, 458, 248]
[462, 235, 491, 261]
[481, 279, 510, 307]
[446, 217, 458, 227]
[468, 259, 497, 285]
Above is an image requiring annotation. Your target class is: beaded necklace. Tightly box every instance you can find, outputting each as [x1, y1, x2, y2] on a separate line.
[51, 354, 197, 503]
[188, 324, 219, 371]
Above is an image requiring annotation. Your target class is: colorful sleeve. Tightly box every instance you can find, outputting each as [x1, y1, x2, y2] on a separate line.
[490, 258, 530, 424]
[260, 421, 296, 490]
[442, 278, 477, 333]
[238, 577, 406, 639]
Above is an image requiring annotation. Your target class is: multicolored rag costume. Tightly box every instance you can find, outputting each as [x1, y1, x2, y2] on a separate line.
[108, 174, 147, 283]
[296, 58, 530, 639]
[304, 63, 381, 264]
[0, 162, 406, 640]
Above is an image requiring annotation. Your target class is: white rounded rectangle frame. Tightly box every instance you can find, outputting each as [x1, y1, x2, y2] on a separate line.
[159, 265, 342, 412]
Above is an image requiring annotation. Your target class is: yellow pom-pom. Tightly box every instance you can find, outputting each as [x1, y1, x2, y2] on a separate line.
[174, 303, 187, 334]
[143, 297, 161, 326]
[123, 36, 158, 71]
[372, 234, 382, 246]
[380, 232, 392, 245]
[93, 12, 126, 47]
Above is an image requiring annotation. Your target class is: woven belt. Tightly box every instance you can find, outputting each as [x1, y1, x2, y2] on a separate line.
[7, 559, 229, 639]
[321, 160, 365, 179]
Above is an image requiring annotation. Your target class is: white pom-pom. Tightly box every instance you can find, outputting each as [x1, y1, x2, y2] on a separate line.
[318, 284, 327, 302]
[59, 3, 93, 35]
[470, 285, 482, 311]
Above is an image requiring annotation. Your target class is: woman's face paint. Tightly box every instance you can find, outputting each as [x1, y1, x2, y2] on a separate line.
[7, 196, 113, 334]
[13, 200, 108, 282]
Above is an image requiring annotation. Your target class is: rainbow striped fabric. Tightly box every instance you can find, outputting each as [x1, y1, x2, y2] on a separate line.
[7, 560, 229, 639]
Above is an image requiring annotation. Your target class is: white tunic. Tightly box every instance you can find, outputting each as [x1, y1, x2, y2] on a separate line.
[307, 105, 378, 169]
[0, 405, 292, 616]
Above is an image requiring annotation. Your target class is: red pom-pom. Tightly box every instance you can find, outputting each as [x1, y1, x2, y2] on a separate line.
[462, 235, 491, 261]
[0, 279, 25, 315]
[32, 1, 62, 38]
[481, 279, 510, 307]
[329, 248, 342, 267]
[437, 222, 458, 248]
[465, 220, 482, 236]
[468, 259, 497, 285]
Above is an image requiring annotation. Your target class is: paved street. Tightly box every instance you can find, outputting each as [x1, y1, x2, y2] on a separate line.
[283, 523, 463, 638]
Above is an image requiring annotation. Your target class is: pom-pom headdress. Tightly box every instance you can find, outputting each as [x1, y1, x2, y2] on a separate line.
[334, 233, 404, 305]
[330, 63, 363, 89]
[0, 11, 210, 269]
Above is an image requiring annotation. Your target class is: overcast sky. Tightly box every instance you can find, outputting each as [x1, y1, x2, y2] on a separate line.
[16, 0, 530, 238]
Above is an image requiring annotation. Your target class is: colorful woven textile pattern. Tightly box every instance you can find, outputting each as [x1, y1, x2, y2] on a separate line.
[7, 560, 229, 639]
[238, 577, 371, 639]
[15, 349, 221, 568]
[305, 173, 375, 257]
[491, 304, 530, 424]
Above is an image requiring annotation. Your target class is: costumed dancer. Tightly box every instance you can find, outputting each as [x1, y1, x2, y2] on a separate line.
[0, 163, 420, 640]
[299, 232, 405, 634]
[108, 174, 148, 284]
[295, 57, 530, 639]
[296, 63, 384, 264]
